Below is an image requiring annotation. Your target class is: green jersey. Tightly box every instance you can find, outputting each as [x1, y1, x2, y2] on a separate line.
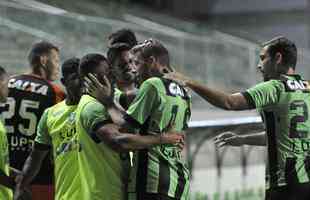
[35, 101, 80, 200]
[0, 121, 12, 200]
[244, 74, 310, 189]
[126, 77, 191, 200]
[76, 94, 126, 200]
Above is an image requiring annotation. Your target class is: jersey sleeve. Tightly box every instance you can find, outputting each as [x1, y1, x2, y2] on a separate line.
[35, 109, 51, 146]
[80, 101, 111, 133]
[125, 80, 160, 128]
[243, 80, 284, 109]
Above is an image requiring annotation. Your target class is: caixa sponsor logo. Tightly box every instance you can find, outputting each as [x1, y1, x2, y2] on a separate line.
[286, 80, 309, 90]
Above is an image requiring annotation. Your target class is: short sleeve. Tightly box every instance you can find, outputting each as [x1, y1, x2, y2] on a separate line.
[126, 80, 160, 128]
[243, 80, 284, 109]
[80, 101, 111, 133]
[35, 109, 51, 146]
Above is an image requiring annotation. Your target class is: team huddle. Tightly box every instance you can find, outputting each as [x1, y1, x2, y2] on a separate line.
[0, 29, 308, 200]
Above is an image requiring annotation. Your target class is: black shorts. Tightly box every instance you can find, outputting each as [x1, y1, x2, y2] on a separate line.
[134, 193, 177, 200]
[266, 182, 310, 200]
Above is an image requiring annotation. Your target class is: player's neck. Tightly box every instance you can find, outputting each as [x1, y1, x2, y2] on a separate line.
[286, 68, 295, 75]
[31, 67, 48, 80]
[66, 94, 80, 105]
[116, 81, 135, 93]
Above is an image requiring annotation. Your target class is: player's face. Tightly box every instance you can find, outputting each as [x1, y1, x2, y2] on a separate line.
[0, 73, 9, 103]
[112, 50, 136, 83]
[64, 72, 82, 96]
[257, 46, 277, 81]
[46, 49, 60, 81]
[129, 52, 148, 85]
[93, 61, 110, 83]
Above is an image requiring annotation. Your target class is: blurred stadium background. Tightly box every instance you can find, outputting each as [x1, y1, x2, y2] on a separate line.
[1, 0, 310, 199]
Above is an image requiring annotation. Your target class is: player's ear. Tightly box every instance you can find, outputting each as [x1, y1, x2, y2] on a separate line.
[40, 54, 48, 67]
[147, 56, 156, 65]
[60, 77, 65, 85]
[275, 52, 282, 65]
[161, 67, 170, 74]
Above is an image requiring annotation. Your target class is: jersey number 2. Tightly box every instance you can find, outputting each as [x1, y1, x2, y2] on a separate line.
[164, 105, 190, 131]
[1, 97, 39, 136]
[289, 100, 308, 138]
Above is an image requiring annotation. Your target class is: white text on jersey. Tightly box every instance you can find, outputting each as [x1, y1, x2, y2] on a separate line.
[8, 78, 48, 95]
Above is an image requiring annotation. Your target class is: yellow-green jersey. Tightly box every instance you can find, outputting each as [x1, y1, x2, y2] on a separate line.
[125, 77, 191, 200]
[0, 121, 12, 200]
[35, 101, 80, 200]
[76, 94, 126, 200]
[243, 74, 310, 190]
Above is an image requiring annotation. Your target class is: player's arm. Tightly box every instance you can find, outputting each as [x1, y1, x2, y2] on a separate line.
[84, 74, 129, 127]
[214, 131, 266, 147]
[164, 72, 250, 110]
[84, 74, 155, 129]
[15, 146, 49, 188]
[15, 110, 51, 191]
[81, 97, 183, 152]
[95, 123, 184, 152]
[0, 170, 15, 189]
[10, 167, 22, 179]
[0, 167, 23, 189]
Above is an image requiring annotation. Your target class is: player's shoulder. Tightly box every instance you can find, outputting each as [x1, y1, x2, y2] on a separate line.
[78, 95, 105, 112]
[142, 77, 163, 86]
[48, 100, 67, 111]
[252, 79, 284, 90]
[10, 74, 49, 84]
[142, 77, 171, 89]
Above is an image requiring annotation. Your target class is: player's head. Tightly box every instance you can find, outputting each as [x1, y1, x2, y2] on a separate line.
[0, 66, 9, 103]
[259, 36, 297, 81]
[61, 57, 82, 98]
[107, 29, 138, 84]
[79, 53, 110, 84]
[130, 39, 172, 84]
[107, 29, 137, 48]
[28, 41, 60, 81]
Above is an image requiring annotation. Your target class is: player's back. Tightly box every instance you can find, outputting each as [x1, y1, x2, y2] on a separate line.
[0, 74, 65, 184]
[259, 74, 310, 189]
[76, 95, 125, 200]
[42, 101, 80, 200]
[127, 77, 191, 199]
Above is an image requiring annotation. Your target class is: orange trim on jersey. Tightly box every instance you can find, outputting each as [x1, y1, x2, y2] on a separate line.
[10, 73, 66, 103]
[50, 83, 65, 103]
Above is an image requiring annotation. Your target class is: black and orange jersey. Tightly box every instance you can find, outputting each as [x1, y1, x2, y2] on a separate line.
[0, 74, 65, 185]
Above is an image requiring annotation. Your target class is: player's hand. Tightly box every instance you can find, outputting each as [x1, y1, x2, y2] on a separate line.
[163, 71, 191, 87]
[84, 73, 114, 106]
[160, 132, 185, 149]
[10, 167, 22, 180]
[214, 132, 244, 147]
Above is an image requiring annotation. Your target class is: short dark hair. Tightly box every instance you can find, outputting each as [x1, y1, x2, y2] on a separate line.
[0, 66, 7, 77]
[108, 29, 137, 48]
[62, 57, 80, 79]
[107, 29, 138, 65]
[79, 53, 108, 77]
[262, 36, 297, 69]
[131, 39, 170, 69]
[28, 41, 59, 67]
